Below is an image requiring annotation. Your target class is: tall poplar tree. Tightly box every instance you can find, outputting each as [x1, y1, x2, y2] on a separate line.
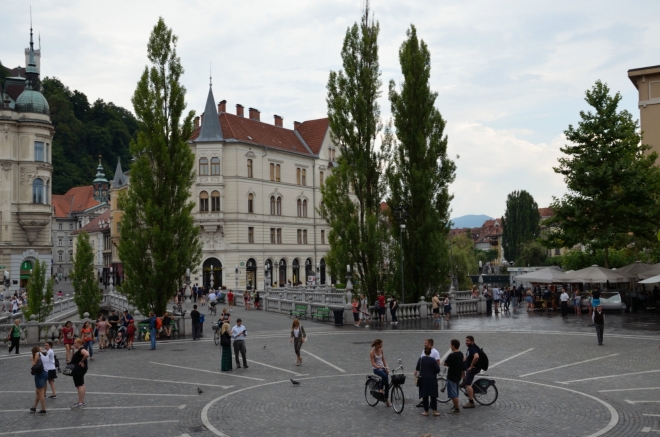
[320, 2, 387, 301]
[384, 25, 456, 300]
[546, 81, 660, 267]
[70, 232, 101, 318]
[118, 18, 202, 315]
[24, 260, 54, 322]
[501, 190, 540, 263]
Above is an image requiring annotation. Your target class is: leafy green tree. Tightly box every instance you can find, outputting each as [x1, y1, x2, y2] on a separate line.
[384, 25, 456, 299]
[559, 247, 644, 271]
[24, 260, 54, 322]
[546, 81, 660, 267]
[70, 232, 101, 318]
[118, 18, 202, 315]
[516, 241, 548, 267]
[320, 3, 388, 302]
[502, 190, 540, 262]
[449, 234, 478, 290]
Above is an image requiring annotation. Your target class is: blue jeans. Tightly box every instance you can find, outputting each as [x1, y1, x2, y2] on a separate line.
[84, 340, 93, 358]
[373, 368, 389, 397]
[150, 328, 157, 349]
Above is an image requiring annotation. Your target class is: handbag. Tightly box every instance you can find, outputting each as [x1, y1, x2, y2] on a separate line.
[414, 375, 419, 387]
[145, 331, 150, 341]
[31, 358, 44, 375]
[220, 333, 230, 347]
[63, 363, 76, 376]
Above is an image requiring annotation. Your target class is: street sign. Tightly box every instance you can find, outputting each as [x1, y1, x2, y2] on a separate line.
[0, 265, 5, 269]
[240, 262, 245, 266]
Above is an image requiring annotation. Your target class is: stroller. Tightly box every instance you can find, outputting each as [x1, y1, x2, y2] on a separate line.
[114, 326, 128, 349]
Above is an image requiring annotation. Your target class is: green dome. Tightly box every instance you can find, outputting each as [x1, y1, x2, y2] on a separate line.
[15, 89, 50, 116]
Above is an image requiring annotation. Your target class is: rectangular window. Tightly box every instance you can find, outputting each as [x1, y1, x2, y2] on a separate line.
[200, 197, 209, 212]
[58, 223, 62, 230]
[303, 229, 308, 244]
[69, 223, 73, 230]
[270, 228, 276, 244]
[211, 195, 221, 212]
[296, 168, 301, 185]
[58, 252, 63, 262]
[275, 164, 281, 182]
[247, 159, 253, 178]
[46, 144, 49, 163]
[297, 229, 302, 245]
[248, 227, 254, 244]
[34, 141, 44, 162]
[321, 230, 325, 245]
[270, 163, 275, 181]
[69, 238, 73, 246]
[116, 221, 121, 234]
[302, 169, 306, 186]
[58, 238, 63, 247]
[211, 158, 221, 175]
[320, 171, 324, 186]
[277, 228, 282, 244]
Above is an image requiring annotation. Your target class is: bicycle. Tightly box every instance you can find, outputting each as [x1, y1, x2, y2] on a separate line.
[437, 367, 498, 406]
[365, 359, 406, 414]
[212, 322, 222, 346]
[209, 301, 217, 316]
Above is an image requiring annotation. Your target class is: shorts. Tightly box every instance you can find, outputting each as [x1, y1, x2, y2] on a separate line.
[108, 328, 117, 339]
[98, 333, 108, 344]
[48, 369, 57, 381]
[73, 369, 86, 387]
[526, 296, 533, 303]
[444, 305, 451, 314]
[592, 299, 601, 307]
[353, 312, 359, 322]
[228, 298, 233, 304]
[464, 367, 480, 386]
[360, 311, 368, 320]
[433, 307, 440, 314]
[493, 299, 500, 304]
[446, 379, 459, 399]
[378, 308, 386, 316]
[127, 334, 135, 343]
[34, 370, 48, 389]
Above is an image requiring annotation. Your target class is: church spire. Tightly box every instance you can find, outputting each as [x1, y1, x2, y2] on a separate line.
[25, 9, 39, 88]
[196, 83, 224, 142]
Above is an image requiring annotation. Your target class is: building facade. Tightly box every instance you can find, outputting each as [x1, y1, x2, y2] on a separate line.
[0, 27, 54, 292]
[109, 158, 129, 286]
[189, 85, 334, 289]
[628, 64, 660, 157]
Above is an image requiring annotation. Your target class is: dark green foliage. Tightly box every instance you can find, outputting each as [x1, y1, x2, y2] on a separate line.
[320, 3, 388, 302]
[515, 241, 548, 267]
[384, 25, 456, 299]
[546, 80, 660, 267]
[558, 247, 651, 271]
[40, 77, 137, 194]
[502, 190, 540, 262]
[0, 60, 9, 89]
[24, 260, 54, 322]
[449, 234, 478, 290]
[70, 232, 101, 318]
[118, 18, 202, 316]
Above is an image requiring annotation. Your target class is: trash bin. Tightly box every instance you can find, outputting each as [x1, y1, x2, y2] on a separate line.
[331, 307, 344, 326]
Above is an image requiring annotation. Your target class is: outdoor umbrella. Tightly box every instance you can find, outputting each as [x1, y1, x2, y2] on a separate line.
[615, 261, 654, 280]
[513, 268, 567, 284]
[562, 265, 629, 283]
[639, 274, 660, 284]
[638, 264, 660, 280]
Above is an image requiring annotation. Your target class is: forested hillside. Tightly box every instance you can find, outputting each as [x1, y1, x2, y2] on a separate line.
[41, 77, 137, 194]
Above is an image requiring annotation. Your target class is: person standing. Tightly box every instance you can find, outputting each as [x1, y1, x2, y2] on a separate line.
[220, 322, 232, 371]
[462, 335, 481, 409]
[560, 288, 570, 318]
[7, 318, 21, 354]
[492, 286, 501, 314]
[30, 346, 49, 413]
[80, 321, 94, 361]
[148, 311, 157, 350]
[593, 305, 605, 346]
[227, 289, 234, 312]
[444, 339, 464, 414]
[107, 310, 120, 348]
[126, 319, 136, 350]
[415, 346, 440, 416]
[360, 294, 370, 328]
[416, 339, 441, 408]
[70, 338, 89, 409]
[432, 293, 440, 319]
[352, 298, 360, 327]
[443, 296, 451, 322]
[43, 341, 57, 399]
[60, 321, 75, 362]
[96, 317, 109, 351]
[231, 319, 248, 368]
[191, 305, 201, 340]
[526, 288, 534, 311]
[378, 292, 386, 323]
[573, 289, 582, 315]
[390, 296, 398, 325]
[121, 309, 134, 327]
[290, 318, 306, 366]
[370, 339, 391, 408]
[192, 283, 198, 303]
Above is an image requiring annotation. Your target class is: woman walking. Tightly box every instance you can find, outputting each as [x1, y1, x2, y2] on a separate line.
[415, 346, 440, 416]
[148, 311, 157, 350]
[80, 321, 94, 361]
[243, 290, 250, 310]
[443, 295, 451, 322]
[290, 318, 306, 366]
[30, 346, 49, 413]
[389, 296, 398, 325]
[70, 338, 89, 409]
[360, 295, 370, 329]
[61, 321, 75, 362]
[370, 339, 390, 407]
[220, 322, 232, 371]
[8, 318, 21, 354]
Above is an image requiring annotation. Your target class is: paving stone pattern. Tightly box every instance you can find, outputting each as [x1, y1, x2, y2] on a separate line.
[1, 305, 659, 436]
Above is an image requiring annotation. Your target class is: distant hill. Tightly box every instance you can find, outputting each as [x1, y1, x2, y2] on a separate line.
[450, 214, 493, 229]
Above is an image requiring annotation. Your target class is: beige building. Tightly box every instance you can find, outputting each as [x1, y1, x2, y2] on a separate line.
[628, 64, 660, 156]
[0, 27, 54, 291]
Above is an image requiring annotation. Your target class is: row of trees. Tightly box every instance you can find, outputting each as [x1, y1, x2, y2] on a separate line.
[320, 4, 456, 303]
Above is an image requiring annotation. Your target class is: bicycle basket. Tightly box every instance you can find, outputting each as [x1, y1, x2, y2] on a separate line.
[391, 374, 406, 385]
[211, 325, 219, 331]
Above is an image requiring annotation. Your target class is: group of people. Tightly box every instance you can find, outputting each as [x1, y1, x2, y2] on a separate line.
[351, 292, 399, 328]
[431, 293, 452, 321]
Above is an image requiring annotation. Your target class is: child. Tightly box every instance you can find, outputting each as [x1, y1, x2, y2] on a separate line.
[227, 289, 234, 312]
[126, 320, 136, 350]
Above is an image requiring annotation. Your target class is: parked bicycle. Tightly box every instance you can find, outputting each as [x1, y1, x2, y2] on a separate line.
[437, 367, 498, 406]
[365, 359, 406, 414]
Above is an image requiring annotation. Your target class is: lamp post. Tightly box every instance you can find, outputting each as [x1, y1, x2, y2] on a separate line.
[209, 265, 214, 290]
[264, 262, 270, 291]
[316, 262, 320, 286]
[3, 270, 9, 299]
[345, 264, 353, 291]
[185, 268, 191, 302]
[235, 264, 239, 289]
[109, 267, 114, 294]
[399, 224, 406, 304]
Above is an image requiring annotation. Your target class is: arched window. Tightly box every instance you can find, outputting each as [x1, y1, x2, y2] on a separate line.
[33, 178, 44, 204]
[247, 159, 253, 178]
[199, 158, 209, 176]
[297, 199, 302, 217]
[270, 196, 276, 215]
[248, 193, 254, 213]
[199, 191, 209, 212]
[302, 199, 308, 217]
[276, 197, 282, 216]
[211, 157, 220, 175]
[211, 190, 221, 212]
[301, 169, 306, 186]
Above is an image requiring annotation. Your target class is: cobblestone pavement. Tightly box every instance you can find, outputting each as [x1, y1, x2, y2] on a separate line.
[1, 304, 659, 437]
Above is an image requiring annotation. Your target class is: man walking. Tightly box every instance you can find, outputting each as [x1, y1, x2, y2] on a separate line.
[191, 305, 201, 340]
[7, 318, 21, 354]
[231, 318, 248, 368]
[444, 339, 464, 414]
[593, 305, 605, 346]
[462, 336, 481, 409]
[560, 287, 570, 318]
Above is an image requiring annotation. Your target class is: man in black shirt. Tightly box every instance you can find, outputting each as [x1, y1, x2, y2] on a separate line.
[462, 335, 481, 408]
[191, 305, 201, 340]
[444, 339, 464, 414]
[107, 310, 120, 349]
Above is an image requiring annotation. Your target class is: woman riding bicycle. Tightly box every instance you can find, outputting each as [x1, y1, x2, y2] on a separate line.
[370, 339, 391, 407]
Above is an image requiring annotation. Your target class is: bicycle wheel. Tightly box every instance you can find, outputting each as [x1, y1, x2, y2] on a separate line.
[437, 377, 451, 403]
[473, 381, 498, 406]
[213, 330, 220, 346]
[390, 385, 405, 414]
[365, 379, 380, 406]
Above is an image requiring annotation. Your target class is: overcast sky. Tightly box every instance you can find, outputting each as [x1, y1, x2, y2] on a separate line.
[2, 1, 658, 219]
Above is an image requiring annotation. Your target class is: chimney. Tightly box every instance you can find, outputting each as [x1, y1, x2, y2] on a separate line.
[218, 100, 226, 113]
[236, 104, 244, 117]
[194, 116, 200, 128]
[200, 113, 204, 124]
[249, 107, 260, 121]
[293, 121, 301, 130]
[274, 114, 283, 127]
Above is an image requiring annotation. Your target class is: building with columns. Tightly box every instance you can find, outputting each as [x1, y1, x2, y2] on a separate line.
[189, 84, 336, 289]
[0, 26, 54, 292]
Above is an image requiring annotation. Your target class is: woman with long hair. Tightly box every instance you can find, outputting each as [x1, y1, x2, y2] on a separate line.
[80, 321, 94, 361]
[370, 339, 390, 407]
[70, 338, 89, 409]
[289, 318, 306, 366]
[220, 322, 232, 371]
[162, 312, 173, 339]
[60, 320, 75, 362]
[30, 346, 49, 413]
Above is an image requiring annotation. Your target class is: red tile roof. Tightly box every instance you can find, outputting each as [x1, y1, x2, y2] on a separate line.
[296, 118, 329, 155]
[538, 207, 553, 218]
[71, 209, 112, 235]
[52, 186, 100, 218]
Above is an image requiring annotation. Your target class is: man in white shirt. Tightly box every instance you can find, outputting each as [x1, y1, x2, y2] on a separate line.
[231, 319, 248, 368]
[560, 287, 570, 318]
[416, 338, 441, 408]
[43, 341, 58, 398]
[492, 287, 501, 314]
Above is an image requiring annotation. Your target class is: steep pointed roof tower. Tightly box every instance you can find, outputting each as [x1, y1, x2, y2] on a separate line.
[112, 158, 129, 189]
[196, 80, 223, 142]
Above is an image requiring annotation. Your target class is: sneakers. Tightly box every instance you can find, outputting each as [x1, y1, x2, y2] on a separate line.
[38, 410, 47, 414]
[48, 395, 57, 399]
[450, 407, 461, 414]
[29, 407, 36, 413]
[462, 401, 475, 409]
[71, 403, 85, 409]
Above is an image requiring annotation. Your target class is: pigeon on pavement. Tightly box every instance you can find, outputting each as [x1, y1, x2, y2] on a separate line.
[290, 379, 300, 386]
[197, 387, 203, 395]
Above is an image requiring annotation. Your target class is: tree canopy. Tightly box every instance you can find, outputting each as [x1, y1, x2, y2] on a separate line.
[501, 190, 540, 263]
[70, 232, 102, 318]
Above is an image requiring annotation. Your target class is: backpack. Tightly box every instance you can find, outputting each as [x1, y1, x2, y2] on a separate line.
[477, 348, 489, 371]
[156, 318, 163, 330]
[54, 354, 60, 369]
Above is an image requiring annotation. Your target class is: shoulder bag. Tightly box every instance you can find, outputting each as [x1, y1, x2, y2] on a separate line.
[63, 363, 76, 376]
